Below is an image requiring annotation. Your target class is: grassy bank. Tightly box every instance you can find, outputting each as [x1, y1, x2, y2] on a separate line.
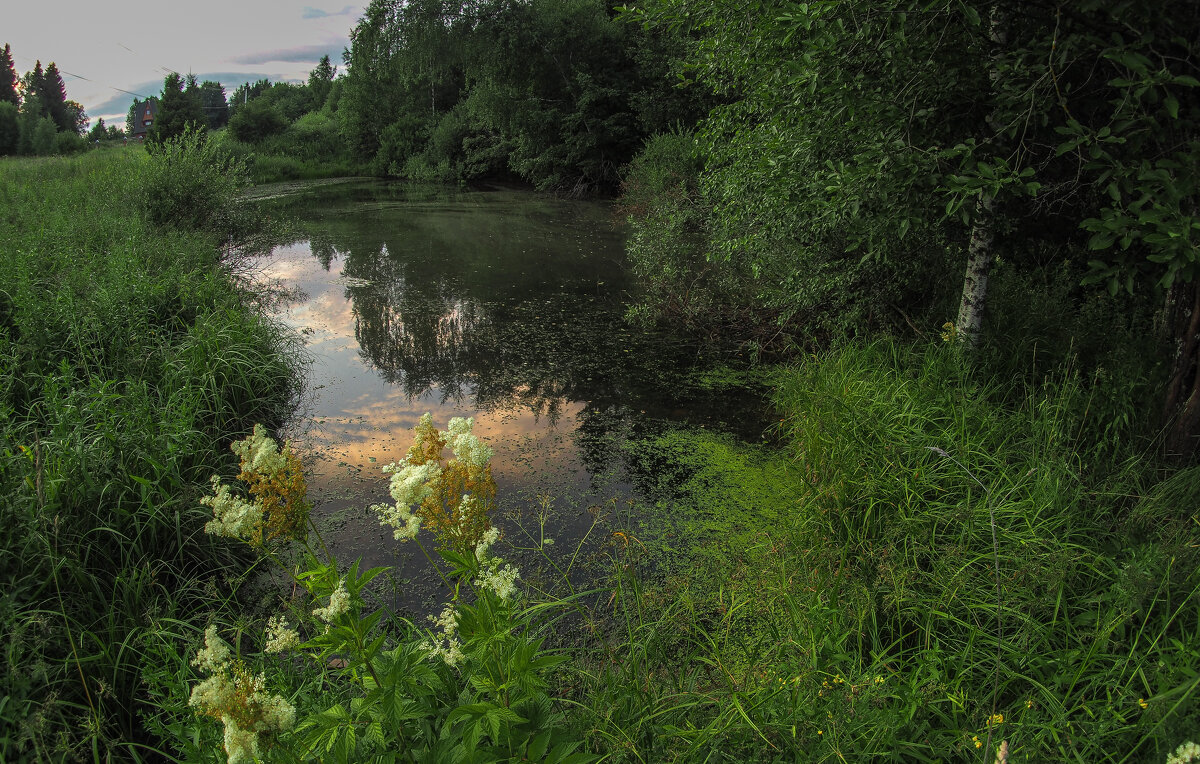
[573, 341, 1199, 761]
[0, 145, 301, 760]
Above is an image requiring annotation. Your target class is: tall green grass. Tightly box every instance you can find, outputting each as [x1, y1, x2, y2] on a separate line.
[568, 341, 1199, 761]
[0, 147, 302, 761]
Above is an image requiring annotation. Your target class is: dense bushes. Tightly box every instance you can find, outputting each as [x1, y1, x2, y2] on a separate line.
[619, 132, 758, 337]
[139, 126, 253, 237]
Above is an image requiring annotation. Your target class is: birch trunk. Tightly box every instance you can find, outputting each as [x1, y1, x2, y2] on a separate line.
[954, 5, 1006, 349]
[956, 194, 996, 347]
[1164, 280, 1200, 461]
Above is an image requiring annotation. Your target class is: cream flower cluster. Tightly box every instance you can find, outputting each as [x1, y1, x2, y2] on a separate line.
[230, 424, 287, 477]
[312, 578, 350, 624]
[1168, 741, 1200, 764]
[263, 615, 300, 653]
[188, 627, 295, 764]
[446, 416, 493, 470]
[473, 526, 520, 600]
[421, 603, 464, 667]
[201, 476, 263, 540]
[372, 459, 440, 541]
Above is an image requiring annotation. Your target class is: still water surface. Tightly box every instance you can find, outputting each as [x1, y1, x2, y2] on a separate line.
[253, 179, 760, 610]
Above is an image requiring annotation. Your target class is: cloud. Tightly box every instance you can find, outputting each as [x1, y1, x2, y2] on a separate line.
[232, 44, 345, 65]
[302, 5, 356, 19]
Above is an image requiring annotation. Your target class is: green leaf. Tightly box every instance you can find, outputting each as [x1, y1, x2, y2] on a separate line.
[1165, 96, 1180, 118]
[525, 731, 552, 761]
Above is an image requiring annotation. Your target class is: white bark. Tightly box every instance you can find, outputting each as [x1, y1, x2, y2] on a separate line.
[956, 194, 996, 348]
[954, 5, 1006, 349]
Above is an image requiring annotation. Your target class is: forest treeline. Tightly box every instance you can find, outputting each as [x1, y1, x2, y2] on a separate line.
[0, 43, 95, 155]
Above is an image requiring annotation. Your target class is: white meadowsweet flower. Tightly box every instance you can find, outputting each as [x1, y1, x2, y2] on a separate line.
[420, 604, 464, 667]
[187, 625, 295, 764]
[223, 720, 259, 764]
[387, 459, 441, 505]
[257, 692, 297, 732]
[475, 561, 520, 600]
[371, 501, 423, 541]
[192, 625, 232, 673]
[312, 578, 350, 624]
[201, 477, 263, 540]
[474, 526, 501, 562]
[189, 672, 236, 713]
[263, 615, 300, 654]
[446, 417, 493, 470]
[230, 424, 287, 478]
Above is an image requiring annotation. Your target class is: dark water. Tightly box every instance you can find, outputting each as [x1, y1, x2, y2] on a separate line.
[252, 179, 764, 612]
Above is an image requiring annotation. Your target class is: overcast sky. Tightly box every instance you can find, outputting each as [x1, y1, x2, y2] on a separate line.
[6, 1, 365, 127]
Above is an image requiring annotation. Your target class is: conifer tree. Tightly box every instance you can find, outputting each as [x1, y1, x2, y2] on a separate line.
[22, 61, 45, 116]
[42, 62, 69, 132]
[199, 80, 229, 128]
[126, 97, 141, 135]
[0, 44, 18, 106]
[307, 54, 336, 110]
[148, 72, 205, 145]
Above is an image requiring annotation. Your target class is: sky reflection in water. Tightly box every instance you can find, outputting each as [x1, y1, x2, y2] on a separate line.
[252, 180, 696, 605]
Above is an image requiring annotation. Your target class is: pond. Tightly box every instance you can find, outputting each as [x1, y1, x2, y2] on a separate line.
[251, 179, 767, 613]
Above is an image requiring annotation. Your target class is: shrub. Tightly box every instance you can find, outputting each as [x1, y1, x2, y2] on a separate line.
[619, 132, 757, 338]
[229, 100, 288, 144]
[138, 126, 252, 240]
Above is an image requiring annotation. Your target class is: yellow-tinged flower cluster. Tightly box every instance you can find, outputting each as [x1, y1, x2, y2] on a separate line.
[371, 413, 497, 554]
[202, 425, 310, 546]
[188, 627, 295, 764]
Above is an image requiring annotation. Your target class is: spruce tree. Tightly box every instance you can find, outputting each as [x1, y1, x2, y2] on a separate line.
[147, 72, 205, 145]
[42, 62, 69, 132]
[22, 61, 45, 116]
[199, 80, 229, 128]
[307, 55, 336, 110]
[126, 98, 141, 135]
[0, 44, 18, 106]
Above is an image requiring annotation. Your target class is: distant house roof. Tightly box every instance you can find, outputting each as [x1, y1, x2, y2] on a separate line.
[130, 98, 159, 139]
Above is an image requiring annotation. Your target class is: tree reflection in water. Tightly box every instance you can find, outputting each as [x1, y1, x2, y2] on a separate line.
[255, 180, 761, 599]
